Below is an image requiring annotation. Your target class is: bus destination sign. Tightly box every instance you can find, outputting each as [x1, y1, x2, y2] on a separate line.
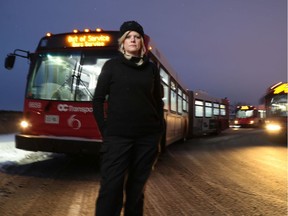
[66, 34, 111, 47]
[273, 83, 288, 94]
[239, 106, 250, 110]
[37, 31, 119, 50]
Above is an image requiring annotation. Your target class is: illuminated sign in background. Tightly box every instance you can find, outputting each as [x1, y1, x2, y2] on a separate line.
[273, 83, 288, 94]
[240, 106, 250, 110]
[237, 105, 255, 110]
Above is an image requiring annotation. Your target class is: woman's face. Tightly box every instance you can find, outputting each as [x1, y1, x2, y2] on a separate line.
[123, 31, 142, 57]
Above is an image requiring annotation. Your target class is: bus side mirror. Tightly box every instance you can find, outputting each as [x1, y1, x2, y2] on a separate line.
[5, 55, 16, 70]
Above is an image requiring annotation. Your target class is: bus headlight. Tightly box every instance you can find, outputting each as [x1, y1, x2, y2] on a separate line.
[234, 120, 238, 124]
[20, 120, 30, 129]
[249, 120, 254, 124]
[265, 123, 281, 132]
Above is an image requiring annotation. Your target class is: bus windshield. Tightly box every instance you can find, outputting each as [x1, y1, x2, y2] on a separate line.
[236, 110, 254, 118]
[267, 94, 288, 117]
[26, 51, 111, 101]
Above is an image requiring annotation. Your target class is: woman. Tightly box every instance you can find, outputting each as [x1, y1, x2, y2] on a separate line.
[93, 21, 164, 216]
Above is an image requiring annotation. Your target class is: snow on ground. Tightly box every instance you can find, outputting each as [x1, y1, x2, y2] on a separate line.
[0, 134, 32, 170]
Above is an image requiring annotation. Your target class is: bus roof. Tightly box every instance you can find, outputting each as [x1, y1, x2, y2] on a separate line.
[188, 89, 227, 104]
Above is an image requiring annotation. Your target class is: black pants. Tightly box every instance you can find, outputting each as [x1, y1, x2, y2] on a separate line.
[95, 134, 160, 216]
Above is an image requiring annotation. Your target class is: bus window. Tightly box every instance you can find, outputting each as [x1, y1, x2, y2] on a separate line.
[160, 67, 169, 85]
[236, 109, 254, 118]
[27, 52, 110, 101]
[160, 67, 169, 110]
[213, 103, 220, 116]
[178, 88, 183, 114]
[205, 102, 212, 117]
[170, 80, 177, 112]
[269, 95, 288, 117]
[162, 85, 169, 110]
[195, 100, 204, 117]
[183, 93, 188, 112]
[220, 104, 226, 116]
[177, 97, 182, 114]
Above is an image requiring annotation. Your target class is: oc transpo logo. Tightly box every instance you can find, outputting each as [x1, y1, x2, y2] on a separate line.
[57, 104, 93, 113]
[57, 104, 87, 130]
[57, 104, 69, 112]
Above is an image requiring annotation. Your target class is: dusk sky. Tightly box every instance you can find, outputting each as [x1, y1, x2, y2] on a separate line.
[1, 0, 287, 111]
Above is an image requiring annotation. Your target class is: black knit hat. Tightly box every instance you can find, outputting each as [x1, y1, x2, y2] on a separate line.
[120, 21, 144, 38]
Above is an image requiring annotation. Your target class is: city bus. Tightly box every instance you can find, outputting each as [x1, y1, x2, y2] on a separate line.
[5, 28, 189, 154]
[264, 82, 287, 139]
[187, 90, 229, 137]
[233, 105, 265, 128]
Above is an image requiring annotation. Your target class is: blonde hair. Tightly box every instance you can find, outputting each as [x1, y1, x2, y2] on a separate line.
[118, 31, 147, 57]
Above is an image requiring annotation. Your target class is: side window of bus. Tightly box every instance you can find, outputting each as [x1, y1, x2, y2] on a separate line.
[160, 67, 169, 110]
[195, 100, 204, 117]
[178, 88, 183, 114]
[205, 102, 212, 117]
[183, 93, 188, 112]
[170, 80, 177, 112]
[220, 104, 226, 116]
[213, 103, 220, 116]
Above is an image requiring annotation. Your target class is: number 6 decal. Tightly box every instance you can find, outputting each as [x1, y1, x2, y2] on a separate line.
[68, 115, 81, 130]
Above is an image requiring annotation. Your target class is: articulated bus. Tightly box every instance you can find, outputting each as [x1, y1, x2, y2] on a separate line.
[233, 105, 265, 128]
[187, 90, 229, 137]
[5, 28, 229, 154]
[5, 28, 189, 154]
[264, 82, 288, 139]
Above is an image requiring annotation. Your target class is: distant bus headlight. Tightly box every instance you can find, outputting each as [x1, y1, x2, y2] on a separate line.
[266, 123, 281, 132]
[234, 120, 238, 124]
[249, 120, 254, 124]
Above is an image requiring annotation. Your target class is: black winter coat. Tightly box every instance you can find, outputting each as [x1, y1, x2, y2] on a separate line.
[92, 53, 164, 138]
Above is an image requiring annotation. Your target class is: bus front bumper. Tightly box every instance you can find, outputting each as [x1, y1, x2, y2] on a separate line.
[15, 134, 102, 155]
